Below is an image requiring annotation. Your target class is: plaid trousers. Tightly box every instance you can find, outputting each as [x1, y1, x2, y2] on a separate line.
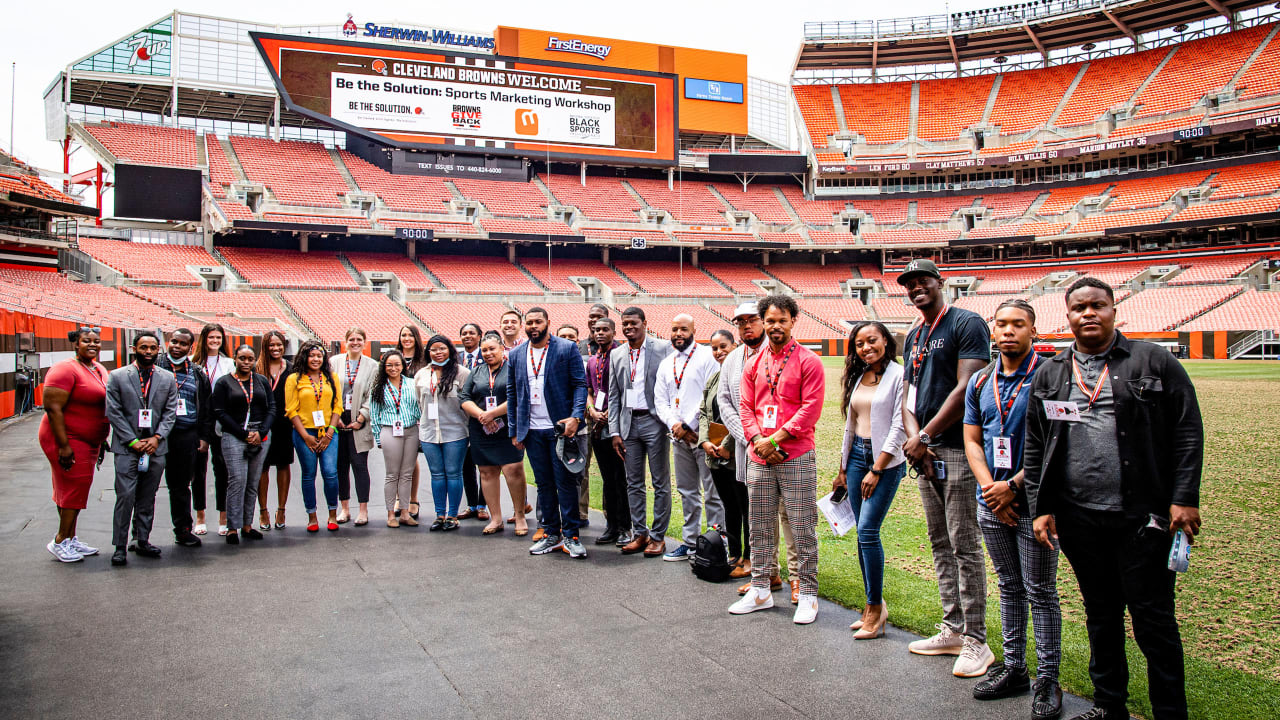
[747, 451, 819, 596]
[978, 505, 1062, 681]
[919, 444, 987, 642]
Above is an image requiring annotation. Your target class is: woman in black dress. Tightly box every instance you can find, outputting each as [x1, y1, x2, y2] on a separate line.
[459, 332, 527, 536]
[257, 330, 294, 529]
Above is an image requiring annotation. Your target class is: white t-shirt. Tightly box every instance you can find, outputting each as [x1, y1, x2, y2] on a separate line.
[526, 344, 553, 430]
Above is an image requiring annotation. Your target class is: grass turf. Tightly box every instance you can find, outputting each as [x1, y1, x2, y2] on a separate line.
[521, 357, 1280, 719]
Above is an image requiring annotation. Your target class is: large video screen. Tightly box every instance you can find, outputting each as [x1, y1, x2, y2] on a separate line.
[251, 33, 678, 166]
[114, 164, 202, 221]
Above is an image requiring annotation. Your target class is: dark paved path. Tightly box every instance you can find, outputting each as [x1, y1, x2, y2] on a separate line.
[0, 414, 1091, 719]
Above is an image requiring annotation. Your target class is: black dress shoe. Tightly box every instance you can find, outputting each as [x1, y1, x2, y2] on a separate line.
[1032, 678, 1064, 720]
[111, 548, 128, 566]
[973, 663, 1030, 700]
[595, 528, 620, 545]
[129, 542, 162, 558]
[225, 532, 240, 545]
[244, 528, 264, 540]
[429, 518, 446, 531]
[175, 532, 202, 547]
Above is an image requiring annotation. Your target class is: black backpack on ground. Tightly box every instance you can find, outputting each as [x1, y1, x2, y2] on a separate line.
[690, 526, 732, 582]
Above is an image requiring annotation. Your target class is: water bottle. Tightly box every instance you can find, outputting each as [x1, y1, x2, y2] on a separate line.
[1167, 529, 1190, 572]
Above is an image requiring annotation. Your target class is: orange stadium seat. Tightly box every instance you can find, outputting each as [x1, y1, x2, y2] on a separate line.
[216, 200, 254, 221]
[871, 296, 918, 322]
[279, 291, 411, 342]
[917, 76, 996, 141]
[980, 191, 1040, 220]
[1168, 253, 1276, 285]
[779, 185, 844, 226]
[1037, 182, 1115, 215]
[611, 261, 731, 297]
[218, 247, 359, 289]
[1073, 208, 1173, 233]
[76, 238, 217, 286]
[123, 286, 300, 334]
[1113, 285, 1243, 331]
[1054, 48, 1168, 128]
[1236, 27, 1280, 101]
[230, 136, 349, 208]
[1175, 196, 1280, 221]
[1179, 288, 1280, 331]
[1105, 170, 1212, 211]
[699, 263, 774, 296]
[84, 122, 197, 169]
[808, 230, 858, 245]
[793, 85, 839, 148]
[450, 177, 550, 218]
[988, 64, 1081, 135]
[710, 183, 795, 223]
[0, 173, 78, 205]
[1132, 25, 1272, 118]
[406, 300, 514, 336]
[838, 83, 912, 144]
[514, 302, 597, 337]
[518, 258, 635, 294]
[343, 252, 436, 291]
[538, 174, 641, 222]
[205, 134, 238, 198]
[916, 196, 976, 223]
[261, 212, 372, 228]
[478, 217, 578, 236]
[766, 263, 854, 296]
[862, 228, 959, 245]
[338, 150, 454, 214]
[627, 304, 732, 340]
[1108, 115, 1207, 139]
[966, 222, 1071, 239]
[416, 254, 542, 294]
[848, 197, 911, 225]
[379, 218, 481, 237]
[797, 298, 869, 328]
[1206, 160, 1280, 199]
[0, 269, 189, 331]
[953, 294, 1016, 321]
[625, 178, 730, 225]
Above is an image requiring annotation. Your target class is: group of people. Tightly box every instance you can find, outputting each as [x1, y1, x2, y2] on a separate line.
[38, 266, 1203, 720]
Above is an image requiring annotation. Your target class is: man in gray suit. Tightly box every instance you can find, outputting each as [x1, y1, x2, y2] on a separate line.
[105, 331, 178, 566]
[608, 307, 673, 557]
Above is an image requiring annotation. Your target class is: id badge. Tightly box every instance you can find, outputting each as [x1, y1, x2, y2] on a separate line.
[595, 390, 606, 408]
[392, 420, 404, 437]
[1043, 400, 1082, 422]
[906, 384, 918, 415]
[427, 402, 440, 420]
[176, 398, 188, 416]
[485, 395, 498, 411]
[312, 410, 326, 426]
[138, 409, 153, 428]
[993, 436, 1013, 470]
[626, 387, 644, 408]
[344, 393, 352, 408]
[762, 405, 779, 429]
[530, 378, 544, 406]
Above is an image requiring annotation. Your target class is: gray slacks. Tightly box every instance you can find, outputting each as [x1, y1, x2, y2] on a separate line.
[112, 452, 167, 547]
[672, 440, 724, 547]
[622, 413, 670, 539]
[921, 444, 988, 642]
[223, 433, 271, 531]
[380, 427, 419, 511]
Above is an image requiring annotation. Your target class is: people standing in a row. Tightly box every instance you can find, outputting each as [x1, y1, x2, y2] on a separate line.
[211, 344, 274, 545]
[609, 307, 673, 557]
[460, 331, 527, 535]
[417, 334, 471, 531]
[331, 328, 374, 526]
[258, 330, 293, 529]
[192, 323, 234, 535]
[157, 327, 212, 548]
[699, 329, 745, 570]
[40, 326, 111, 563]
[285, 341, 344, 533]
[836, 321, 907, 640]
[106, 332, 178, 566]
[586, 317, 626, 545]
[456, 322, 488, 522]
[397, 324, 425, 520]
[370, 350, 420, 528]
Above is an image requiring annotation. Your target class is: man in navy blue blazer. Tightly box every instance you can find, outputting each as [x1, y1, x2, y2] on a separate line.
[507, 307, 588, 557]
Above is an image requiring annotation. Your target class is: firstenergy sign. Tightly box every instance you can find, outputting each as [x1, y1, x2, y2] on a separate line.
[545, 36, 612, 60]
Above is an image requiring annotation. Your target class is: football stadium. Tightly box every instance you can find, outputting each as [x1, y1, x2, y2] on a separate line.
[1, 2, 1278, 719]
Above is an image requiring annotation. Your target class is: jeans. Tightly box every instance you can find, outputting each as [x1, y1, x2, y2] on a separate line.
[845, 437, 906, 605]
[293, 428, 339, 513]
[525, 428, 581, 538]
[420, 438, 468, 517]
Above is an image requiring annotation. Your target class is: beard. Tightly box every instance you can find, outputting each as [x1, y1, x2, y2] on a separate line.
[742, 332, 764, 348]
[527, 327, 547, 344]
[671, 335, 693, 352]
[135, 354, 157, 367]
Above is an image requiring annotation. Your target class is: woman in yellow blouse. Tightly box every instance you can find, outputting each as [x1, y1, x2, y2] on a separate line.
[285, 341, 344, 533]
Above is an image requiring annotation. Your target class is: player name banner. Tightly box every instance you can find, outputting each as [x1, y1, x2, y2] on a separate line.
[251, 33, 678, 166]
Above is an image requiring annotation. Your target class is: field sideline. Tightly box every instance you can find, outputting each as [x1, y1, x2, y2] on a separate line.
[557, 357, 1279, 719]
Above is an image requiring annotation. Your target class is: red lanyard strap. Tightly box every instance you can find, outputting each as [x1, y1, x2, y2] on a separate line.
[628, 346, 642, 382]
[488, 358, 506, 394]
[238, 375, 254, 406]
[992, 354, 1037, 431]
[308, 374, 325, 405]
[764, 341, 797, 400]
[1071, 356, 1109, 410]
[136, 364, 152, 403]
[387, 381, 403, 414]
[529, 346, 548, 380]
[345, 356, 361, 387]
[672, 349, 693, 392]
[911, 306, 949, 374]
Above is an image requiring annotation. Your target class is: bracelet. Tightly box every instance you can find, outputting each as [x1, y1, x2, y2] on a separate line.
[128, 439, 139, 448]
[768, 437, 781, 450]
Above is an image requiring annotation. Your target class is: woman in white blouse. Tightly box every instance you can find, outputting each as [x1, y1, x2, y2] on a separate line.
[834, 321, 907, 640]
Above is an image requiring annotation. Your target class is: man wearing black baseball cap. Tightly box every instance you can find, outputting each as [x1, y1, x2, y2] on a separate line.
[897, 258, 997, 679]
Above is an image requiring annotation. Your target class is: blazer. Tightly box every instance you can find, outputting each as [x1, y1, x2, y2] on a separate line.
[105, 364, 179, 456]
[506, 335, 587, 443]
[329, 354, 376, 453]
[606, 336, 672, 438]
[839, 360, 907, 469]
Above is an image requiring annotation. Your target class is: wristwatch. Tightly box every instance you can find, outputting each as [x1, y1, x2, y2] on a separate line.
[869, 468, 884, 477]
[918, 430, 932, 446]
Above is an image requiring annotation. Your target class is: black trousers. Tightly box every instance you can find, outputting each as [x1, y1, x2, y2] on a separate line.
[710, 464, 749, 559]
[461, 446, 485, 508]
[1056, 506, 1187, 719]
[591, 434, 629, 532]
[164, 425, 201, 535]
[193, 436, 227, 513]
[336, 430, 371, 503]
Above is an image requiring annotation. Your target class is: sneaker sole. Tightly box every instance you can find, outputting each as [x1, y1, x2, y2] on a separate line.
[973, 684, 1030, 701]
[908, 645, 964, 656]
[662, 554, 689, 562]
[729, 599, 774, 615]
[47, 546, 83, 563]
[954, 659, 996, 678]
[530, 541, 564, 555]
[561, 545, 587, 559]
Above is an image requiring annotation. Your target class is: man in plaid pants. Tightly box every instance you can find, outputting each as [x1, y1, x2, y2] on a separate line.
[728, 295, 825, 625]
[963, 299, 1063, 720]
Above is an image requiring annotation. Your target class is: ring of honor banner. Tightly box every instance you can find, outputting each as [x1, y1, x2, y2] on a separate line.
[251, 33, 678, 166]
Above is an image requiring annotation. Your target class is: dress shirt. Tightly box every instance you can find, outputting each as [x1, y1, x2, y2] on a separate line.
[654, 343, 719, 433]
[739, 339, 826, 463]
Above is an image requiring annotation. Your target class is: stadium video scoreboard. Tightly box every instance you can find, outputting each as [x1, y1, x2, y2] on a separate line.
[251, 33, 679, 166]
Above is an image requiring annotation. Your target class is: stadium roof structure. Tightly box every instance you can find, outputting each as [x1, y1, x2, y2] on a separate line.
[796, 0, 1273, 75]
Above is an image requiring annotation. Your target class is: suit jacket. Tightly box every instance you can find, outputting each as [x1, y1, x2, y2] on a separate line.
[506, 335, 587, 442]
[607, 336, 673, 438]
[106, 364, 179, 456]
[329, 354, 376, 453]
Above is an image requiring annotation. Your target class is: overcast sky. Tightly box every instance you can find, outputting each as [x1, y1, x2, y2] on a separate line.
[2, 0, 980, 176]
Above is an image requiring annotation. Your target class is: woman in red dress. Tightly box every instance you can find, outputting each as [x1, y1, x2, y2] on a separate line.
[39, 326, 112, 562]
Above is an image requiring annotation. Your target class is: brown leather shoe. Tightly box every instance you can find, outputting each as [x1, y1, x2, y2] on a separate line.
[476, 508, 490, 521]
[728, 562, 751, 579]
[643, 537, 666, 557]
[532, 528, 547, 542]
[620, 533, 649, 554]
[457, 508, 475, 520]
[790, 580, 800, 605]
[738, 574, 783, 595]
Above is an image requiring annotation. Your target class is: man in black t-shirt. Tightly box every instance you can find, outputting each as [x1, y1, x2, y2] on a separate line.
[897, 259, 996, 679]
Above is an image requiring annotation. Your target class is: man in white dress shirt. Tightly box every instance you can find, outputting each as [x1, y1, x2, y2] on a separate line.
[654, 314, 725, 560]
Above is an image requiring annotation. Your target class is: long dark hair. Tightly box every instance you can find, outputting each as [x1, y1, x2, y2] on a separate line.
[192, 322, 229, 364]
[256, 330, 288, 376]
[370, 350, 405, 412]
[424, 334, 459, 398]
[290, 340, 333, 394]
[397, 324, 424, 375]
[841, 321, 898, 419]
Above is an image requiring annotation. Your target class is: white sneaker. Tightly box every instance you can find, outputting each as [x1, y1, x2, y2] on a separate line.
[953, 636, 996, 677]
[47, 538, 84, 563]
[908, 623, 965, 656]
[793, 594, 818, 624]
[728, 587, 774, 615]
[68, 536, 99, 556]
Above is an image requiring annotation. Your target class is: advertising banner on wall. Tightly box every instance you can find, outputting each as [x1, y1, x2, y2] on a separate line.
[251, 33, 678, 166]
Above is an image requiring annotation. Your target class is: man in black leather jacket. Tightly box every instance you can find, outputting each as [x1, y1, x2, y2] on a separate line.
[1024, 277, 1203, 720]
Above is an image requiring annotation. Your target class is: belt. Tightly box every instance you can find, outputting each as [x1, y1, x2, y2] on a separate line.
[630, 409, 650, 416]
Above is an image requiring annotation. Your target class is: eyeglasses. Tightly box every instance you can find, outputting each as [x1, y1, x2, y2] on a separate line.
[732, 317, 760, 327]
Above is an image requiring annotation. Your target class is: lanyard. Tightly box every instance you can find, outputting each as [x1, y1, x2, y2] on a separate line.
[1071, 355, 1109, 410]
[911, 306, 949, 374]
[594, 343, 616, 392]
[529, 346, 548, 380]
[763, 341, 797, 400]
[206, 356, 222, 380]
[172, 360, 195, 393]
[345, 356, 361, 388]
[135, 364, 152, 403]
[79, 360, 107, 390]
[628, 345, 642, 382]
[387, 380, 404, 415]
[672, 348, 694, 394]
[488, 358, 506, 394]
[307, 373, 325, 406]
[993, 353, 1037, 432]
[237, 375, 255, 406]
